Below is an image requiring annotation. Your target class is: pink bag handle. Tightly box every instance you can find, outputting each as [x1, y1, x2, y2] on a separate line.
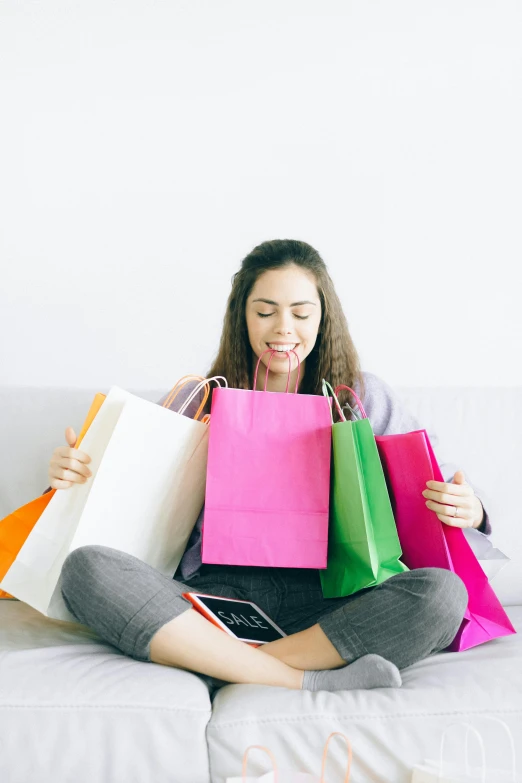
[241, 745, 278, 782]
[322, 381, 362, 423]
[334, 384, 368, 420]
[320, 732, 352, 783]
[253, 348, 301, 394]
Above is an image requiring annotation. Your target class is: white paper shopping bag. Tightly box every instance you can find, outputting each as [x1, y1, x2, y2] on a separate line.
[226, 733, 352, 783]
[411, 718, 518, 782]
[1, 376, 226, 622]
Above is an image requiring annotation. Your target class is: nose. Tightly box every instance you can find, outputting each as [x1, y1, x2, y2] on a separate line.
[274, 313, 294, 336]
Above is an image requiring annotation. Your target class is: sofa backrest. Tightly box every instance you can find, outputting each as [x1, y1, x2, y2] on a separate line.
[0, 385, 520, 605]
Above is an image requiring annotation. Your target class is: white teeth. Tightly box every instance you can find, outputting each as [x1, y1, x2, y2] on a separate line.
[267, 343, 297, 352]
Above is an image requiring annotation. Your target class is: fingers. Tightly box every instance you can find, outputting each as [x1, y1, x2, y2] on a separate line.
[52, 457, 92, 480]
[422, 488, 473, 505]
[49, 432, 93, 490]
[425, 498, 471, 515]
[425, 499, 474, 528]
[48, 467, 88, 488]
[439, 515, 474, 529]
[54, 468, 88, 484]
[49, 478, 75, 490]
[53, 445, 92, 465]
[425, 481, 471, 497]
[65, 427, 78, 448]
[426, 503, 473, 527]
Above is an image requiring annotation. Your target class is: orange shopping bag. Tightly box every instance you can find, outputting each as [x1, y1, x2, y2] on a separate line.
[0, 393, 106, 599]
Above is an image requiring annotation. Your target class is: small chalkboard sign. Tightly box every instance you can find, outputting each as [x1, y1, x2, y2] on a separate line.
[182, 592, 287, 645]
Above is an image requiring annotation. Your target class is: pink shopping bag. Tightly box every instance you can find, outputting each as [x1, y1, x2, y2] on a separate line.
[374, 428, 516, 651]
[202, 350, 332, 568]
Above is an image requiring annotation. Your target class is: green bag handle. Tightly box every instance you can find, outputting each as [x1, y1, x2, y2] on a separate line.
[321, 379, 361, 423]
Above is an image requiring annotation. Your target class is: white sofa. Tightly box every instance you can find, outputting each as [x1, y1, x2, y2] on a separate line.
[0, 384, 521, 783]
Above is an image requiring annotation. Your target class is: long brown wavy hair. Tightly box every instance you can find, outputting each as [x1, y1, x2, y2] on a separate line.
[204, 239, 365, 422]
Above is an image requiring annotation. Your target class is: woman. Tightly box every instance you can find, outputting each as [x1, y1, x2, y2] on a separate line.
[52, 239, 490, 692]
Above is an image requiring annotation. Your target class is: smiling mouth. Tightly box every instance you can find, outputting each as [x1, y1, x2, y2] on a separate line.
[266, 343, 299, 354]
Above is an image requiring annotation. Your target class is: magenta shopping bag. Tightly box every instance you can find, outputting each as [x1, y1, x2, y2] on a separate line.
[202, 350, 332, 568]
[374, 429, 516, 651]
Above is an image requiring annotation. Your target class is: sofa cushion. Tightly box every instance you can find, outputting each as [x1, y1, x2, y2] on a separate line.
[0, 599, 212, 783]
[207, 606, 522, 783]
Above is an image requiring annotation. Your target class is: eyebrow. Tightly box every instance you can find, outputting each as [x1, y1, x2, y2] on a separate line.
[252, 298, 317, 307]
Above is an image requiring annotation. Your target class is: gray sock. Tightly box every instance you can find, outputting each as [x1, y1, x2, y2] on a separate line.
[302, 653, 402, 692]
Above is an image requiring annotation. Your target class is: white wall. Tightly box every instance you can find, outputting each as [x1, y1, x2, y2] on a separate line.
[1, 0, 520, 391]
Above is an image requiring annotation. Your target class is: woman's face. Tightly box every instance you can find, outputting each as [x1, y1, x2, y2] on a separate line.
[245, 264, 322, 384]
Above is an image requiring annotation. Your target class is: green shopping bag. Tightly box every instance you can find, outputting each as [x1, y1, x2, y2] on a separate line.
[320, 381, 408, 598]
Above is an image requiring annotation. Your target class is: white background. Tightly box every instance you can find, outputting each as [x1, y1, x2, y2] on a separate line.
[1, 0, 520, 391]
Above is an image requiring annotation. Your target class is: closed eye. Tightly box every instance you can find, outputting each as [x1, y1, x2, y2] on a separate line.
[257, 313, 309, 320]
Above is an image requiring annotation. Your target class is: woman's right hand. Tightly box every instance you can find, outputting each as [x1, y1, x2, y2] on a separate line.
[48, 427, 93, 490]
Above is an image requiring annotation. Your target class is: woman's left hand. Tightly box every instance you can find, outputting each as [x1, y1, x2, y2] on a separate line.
[422, 470, 484, 529]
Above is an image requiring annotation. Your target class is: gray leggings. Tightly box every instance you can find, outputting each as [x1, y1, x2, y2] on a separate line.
[60, 545, 468, 671]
